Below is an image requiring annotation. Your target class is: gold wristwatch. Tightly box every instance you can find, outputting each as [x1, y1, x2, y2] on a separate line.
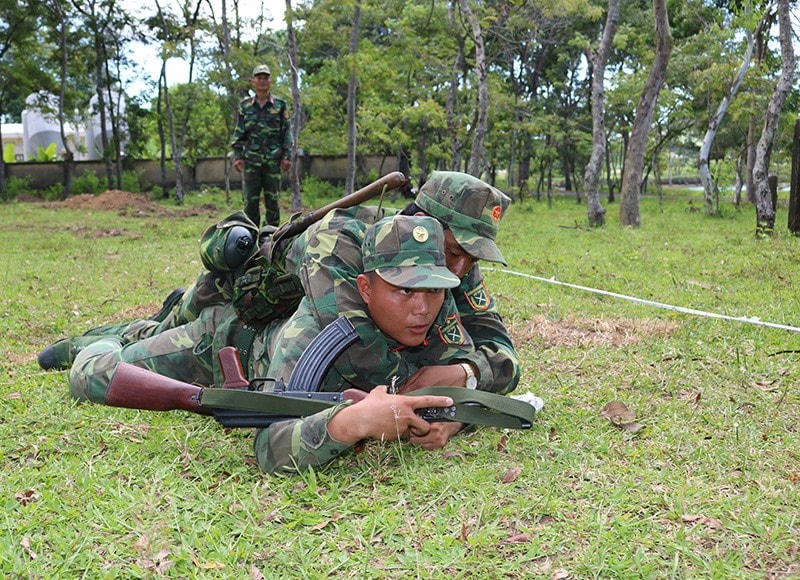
[459, 362, 478, 390]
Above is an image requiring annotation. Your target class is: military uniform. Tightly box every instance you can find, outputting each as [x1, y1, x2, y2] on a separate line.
[231, 92, 292, 226]
[69, 214, 479, 471]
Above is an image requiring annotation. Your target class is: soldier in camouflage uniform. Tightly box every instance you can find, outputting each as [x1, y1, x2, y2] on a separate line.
[232, 64, 292, 226]
[42, 171, 520, 404]
[70, 215, 471, 472]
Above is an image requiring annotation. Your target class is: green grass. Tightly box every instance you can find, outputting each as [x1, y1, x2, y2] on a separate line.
[2, 189, 800, 577]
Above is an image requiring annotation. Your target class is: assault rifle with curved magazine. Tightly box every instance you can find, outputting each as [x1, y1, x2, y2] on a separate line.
[104, 316, 535, 430]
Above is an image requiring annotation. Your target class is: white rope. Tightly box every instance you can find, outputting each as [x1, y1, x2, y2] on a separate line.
[485, 267, 800, 334]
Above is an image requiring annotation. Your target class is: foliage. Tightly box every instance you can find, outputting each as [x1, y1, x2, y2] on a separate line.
[3, 191, 800, 576]
[121, 169, 143, 193]
[299, 175, 342, 207]
[2, 176, 32, 199]
[71, 170, 104, 195]
[1, 0, 799, 221]
[2, 143, 15, 163]
[29, 143, 57, 162]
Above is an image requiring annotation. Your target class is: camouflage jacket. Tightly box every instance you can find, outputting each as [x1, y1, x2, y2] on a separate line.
[230, 94, 292, 166]
[249, 206, 520, 473]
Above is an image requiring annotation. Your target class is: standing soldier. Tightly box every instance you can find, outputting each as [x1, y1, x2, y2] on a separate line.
[231, 64, 292, 227]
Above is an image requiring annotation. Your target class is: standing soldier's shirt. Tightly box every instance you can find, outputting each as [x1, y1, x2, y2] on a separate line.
[231, 95, 292, 167]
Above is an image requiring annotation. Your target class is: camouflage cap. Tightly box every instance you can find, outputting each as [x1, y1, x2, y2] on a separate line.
[362, 215, 461, 289]
[252, 64, 271, 76]
[415, 170, 510, 265]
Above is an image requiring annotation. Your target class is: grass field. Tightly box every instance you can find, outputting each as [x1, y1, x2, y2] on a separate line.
[2, 186, 799, 578]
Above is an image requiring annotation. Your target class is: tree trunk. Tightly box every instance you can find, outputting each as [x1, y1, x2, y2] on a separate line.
[699, 15, 758, 216]
[619, 0, 672, 227]
[582, 0, 618, 227]
[459, 0, 487, 177]
[446, 2, 466, 171]
[54, 0, 75, 200]
[345, 0, 360, 195]
[753, 0, 795, 236]
[285, 0, 302, 211]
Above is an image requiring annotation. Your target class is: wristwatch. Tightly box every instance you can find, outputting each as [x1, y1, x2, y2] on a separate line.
[459, 362, 478, 390]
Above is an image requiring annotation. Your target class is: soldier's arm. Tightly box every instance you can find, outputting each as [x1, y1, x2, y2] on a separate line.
[452, 266, 520, 395]
[253, 404, 356, 474]
[230, 102, 248, 159]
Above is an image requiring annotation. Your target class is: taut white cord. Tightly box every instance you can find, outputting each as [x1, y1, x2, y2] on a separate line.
[486, 268, 800, 334]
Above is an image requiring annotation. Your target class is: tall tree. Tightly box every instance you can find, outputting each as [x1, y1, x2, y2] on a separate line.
[285, 0, 302, 211]
[584, 0, 619, 226]
[459, 0, 488, 177]
[0, 0, 44, 200]
[698, 8, 763, 216]
[753, 0, 795, 236]
[345, 0, 361, 194]
[619, 0, 672, 227]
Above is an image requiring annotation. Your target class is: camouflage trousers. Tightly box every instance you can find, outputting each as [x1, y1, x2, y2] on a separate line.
[243, 163, 281, 227]
[67, 270, 234, 404]
[69, 304, 230, 405]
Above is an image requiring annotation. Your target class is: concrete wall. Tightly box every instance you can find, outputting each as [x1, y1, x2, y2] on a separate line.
[5, 154, 400, 191]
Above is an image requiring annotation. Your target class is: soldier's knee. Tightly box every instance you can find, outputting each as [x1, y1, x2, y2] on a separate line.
[68, 338, 124, 404]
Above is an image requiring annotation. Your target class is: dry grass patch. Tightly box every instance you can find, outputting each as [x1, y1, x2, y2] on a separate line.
[509, 315, 678, 349]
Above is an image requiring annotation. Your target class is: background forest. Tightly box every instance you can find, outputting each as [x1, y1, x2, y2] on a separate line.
[0, 0, 798, 228]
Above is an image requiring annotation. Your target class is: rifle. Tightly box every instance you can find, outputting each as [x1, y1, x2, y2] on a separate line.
[105, 315, 536, 430]
[262, 171, 407, 261]
[105, 316, 364, 427]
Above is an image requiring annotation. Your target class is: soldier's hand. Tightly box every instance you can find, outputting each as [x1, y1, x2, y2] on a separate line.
[233, 159, 244, 173]
[409, 421, 464, 450]
[327, 385, 453, 444]
[280, 159, 291, 173]
[400, 364, 467, 393]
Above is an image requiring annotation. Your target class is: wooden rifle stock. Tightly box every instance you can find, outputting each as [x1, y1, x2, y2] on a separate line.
[105, 362, 212, 415]
[102, 316, 366, 425]
[265, 171, 407, 254]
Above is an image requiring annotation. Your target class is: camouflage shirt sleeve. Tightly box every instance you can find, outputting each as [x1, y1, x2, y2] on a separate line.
[230, 98, 248, 161]
[452, 264, 520, 394]
[253, 403, 355, 474]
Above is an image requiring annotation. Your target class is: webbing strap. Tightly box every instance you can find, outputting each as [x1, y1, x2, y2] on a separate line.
[200, 385, 536, 429]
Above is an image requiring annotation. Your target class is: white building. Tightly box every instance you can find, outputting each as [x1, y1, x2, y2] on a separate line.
[1, 90, 125, 162]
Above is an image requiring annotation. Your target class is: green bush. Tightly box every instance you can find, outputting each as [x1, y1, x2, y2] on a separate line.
[3, 176, 34, 200]
[43, 184, 63, 201]
[300, 176, 341, 206]
[71, 171, 104, 195]
[121, 169, 144, 193]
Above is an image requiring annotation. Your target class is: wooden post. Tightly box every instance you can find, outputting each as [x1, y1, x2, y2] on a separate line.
[788, 118, 800, 233]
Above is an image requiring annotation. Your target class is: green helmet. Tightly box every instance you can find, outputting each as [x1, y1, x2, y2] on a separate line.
[199, 211, 258, 272]
[414, 171, 510, 265]
[362, 215, 461, 289]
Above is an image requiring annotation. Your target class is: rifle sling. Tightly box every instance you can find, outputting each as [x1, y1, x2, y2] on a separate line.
[200, 385, 535, 429]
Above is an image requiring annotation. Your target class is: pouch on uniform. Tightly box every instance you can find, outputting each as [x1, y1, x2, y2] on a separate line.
[231, 253, 304, 326]
[199, 211, 259, 272]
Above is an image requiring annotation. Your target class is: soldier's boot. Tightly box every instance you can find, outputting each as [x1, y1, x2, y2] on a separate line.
[147, 288, 185, 322]
[37, 335, 108, 371]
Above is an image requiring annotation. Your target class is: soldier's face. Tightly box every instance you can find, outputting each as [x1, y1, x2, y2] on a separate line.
[356, 273, 445, 346]
[443, 229, 478, 279]
[252, 73, 272, 91]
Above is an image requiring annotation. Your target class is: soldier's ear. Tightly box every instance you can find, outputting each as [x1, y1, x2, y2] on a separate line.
[356, 273, 372, 304]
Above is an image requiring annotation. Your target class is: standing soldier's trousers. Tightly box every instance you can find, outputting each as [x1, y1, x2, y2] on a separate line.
[243, 162, 282, 227]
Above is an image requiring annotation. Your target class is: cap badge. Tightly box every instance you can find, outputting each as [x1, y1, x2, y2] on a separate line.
[412, 226, 429, 242]
[491, 205, 503, 221]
